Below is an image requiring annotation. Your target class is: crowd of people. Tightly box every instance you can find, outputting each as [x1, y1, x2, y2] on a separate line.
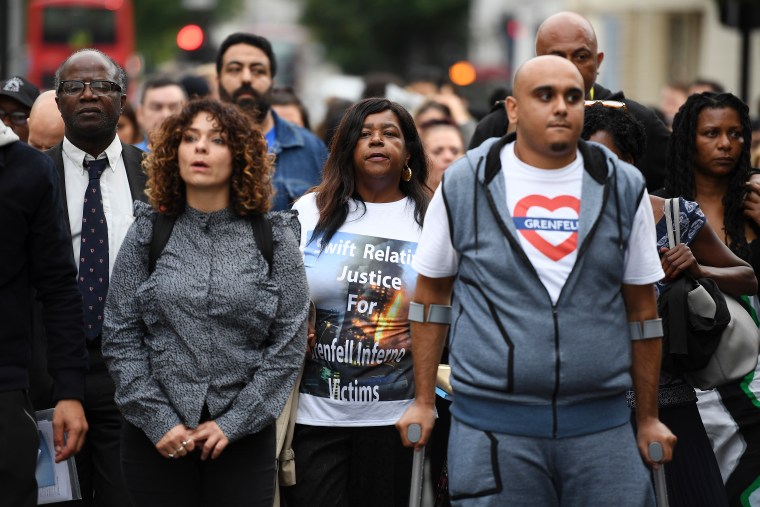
[4, 9, 760, 507]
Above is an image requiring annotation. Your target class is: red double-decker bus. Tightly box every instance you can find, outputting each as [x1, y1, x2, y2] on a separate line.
[27, 0, 135, 89]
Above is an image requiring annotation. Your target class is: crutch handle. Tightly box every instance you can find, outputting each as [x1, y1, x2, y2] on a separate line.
[408, 424, 425, 507]
[648, 442, 669, 507]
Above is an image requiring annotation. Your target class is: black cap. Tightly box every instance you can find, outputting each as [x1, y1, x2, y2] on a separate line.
[0, 76, 40, 109]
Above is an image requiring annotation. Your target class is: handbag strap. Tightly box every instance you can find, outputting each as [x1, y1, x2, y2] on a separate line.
[664, 198, 680, 248]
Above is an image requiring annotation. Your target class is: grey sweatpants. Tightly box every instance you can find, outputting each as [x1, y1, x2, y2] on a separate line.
[447, 418, 655, 507]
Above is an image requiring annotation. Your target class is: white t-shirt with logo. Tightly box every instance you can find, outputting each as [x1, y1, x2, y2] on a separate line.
[292, 193, 421, 426]
[413, 142, 664, 302]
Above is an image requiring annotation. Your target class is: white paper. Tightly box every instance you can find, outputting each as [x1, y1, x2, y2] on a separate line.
[36, 420, 74, 504]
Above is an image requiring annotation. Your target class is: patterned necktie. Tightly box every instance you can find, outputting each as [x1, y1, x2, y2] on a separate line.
[78, 158, 109, 342]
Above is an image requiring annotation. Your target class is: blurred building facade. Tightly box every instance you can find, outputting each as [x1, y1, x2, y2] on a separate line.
[471, 0, 760, 111]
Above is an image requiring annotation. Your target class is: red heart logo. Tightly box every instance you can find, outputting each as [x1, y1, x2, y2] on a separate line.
[513, 195, 580, 261]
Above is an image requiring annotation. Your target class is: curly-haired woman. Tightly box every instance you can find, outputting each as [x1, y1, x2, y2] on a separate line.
[666, 92, 760, 507]
[285, 98, 430, 507]
[102, 98, 309, 506]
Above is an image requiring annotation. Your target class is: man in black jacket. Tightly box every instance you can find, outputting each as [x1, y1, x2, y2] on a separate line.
[469, 11, 670, 192]
[0, 124, 88, 507]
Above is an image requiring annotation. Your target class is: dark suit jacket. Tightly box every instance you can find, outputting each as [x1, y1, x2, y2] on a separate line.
[29, 141, 148, 410]
[45, 141, 149, 227]
[468, 83, 671, 192]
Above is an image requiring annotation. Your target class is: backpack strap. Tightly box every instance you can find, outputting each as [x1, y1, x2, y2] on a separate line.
[148, 212, 272, 274]
[250, 213, 273, 271]
[149, 213, 176, 274]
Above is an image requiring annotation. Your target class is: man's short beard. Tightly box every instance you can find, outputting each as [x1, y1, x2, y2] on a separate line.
[219, 84, 271, 124]
[237, 97, 270, 123]
[549, 142, 571, 153]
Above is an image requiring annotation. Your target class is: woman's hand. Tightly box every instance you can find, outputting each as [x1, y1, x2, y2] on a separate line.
[744, 181, 760, 225]
[189, 421, 229, 460]
[306, 322, 317, 358]
[660, 245, 703, 281]
[306, 301, 317, 358]
[156, 424, 195, 459]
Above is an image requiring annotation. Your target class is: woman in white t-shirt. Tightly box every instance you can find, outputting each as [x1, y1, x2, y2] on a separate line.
[285, 98, 430, 507]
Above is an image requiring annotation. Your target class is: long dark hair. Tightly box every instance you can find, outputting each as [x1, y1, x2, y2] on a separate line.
[310, 98, 430, 248]
[665, 92, 756, 258]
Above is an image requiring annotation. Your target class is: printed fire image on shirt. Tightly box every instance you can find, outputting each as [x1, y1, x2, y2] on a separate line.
[512, 194, 580, 261]
[301, 230, 418, 403]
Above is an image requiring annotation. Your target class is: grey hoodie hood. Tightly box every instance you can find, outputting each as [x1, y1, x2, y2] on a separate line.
[0, 124, 19, 147]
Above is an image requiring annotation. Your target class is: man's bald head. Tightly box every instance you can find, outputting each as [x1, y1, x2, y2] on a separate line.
[28, 90, 64, 151]
[535, 11, 603, 94]
[506, 55, 585, 169]
[512, 56, 583, 99]
[537, 12, 598, 52]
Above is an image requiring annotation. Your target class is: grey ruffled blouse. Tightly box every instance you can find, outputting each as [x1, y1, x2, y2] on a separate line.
[103, 201, 309, 444]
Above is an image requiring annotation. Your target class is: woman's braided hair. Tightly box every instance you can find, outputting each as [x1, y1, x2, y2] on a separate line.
[665, 92, 756, 259]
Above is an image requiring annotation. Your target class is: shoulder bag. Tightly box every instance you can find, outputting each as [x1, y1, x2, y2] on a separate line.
[658, 198, 760, 390]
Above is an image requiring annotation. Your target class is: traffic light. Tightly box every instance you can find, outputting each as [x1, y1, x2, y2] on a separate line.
[176, 23, 213, 62]
[502, 15, 520, 77]
[177, 24, 204, 51]
[449, 61, 476, 87]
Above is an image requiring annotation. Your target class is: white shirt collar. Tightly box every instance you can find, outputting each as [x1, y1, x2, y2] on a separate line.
[62, 135, 123, 173]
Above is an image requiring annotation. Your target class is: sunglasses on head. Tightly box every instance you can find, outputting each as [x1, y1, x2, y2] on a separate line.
[584, 100, 627, 111]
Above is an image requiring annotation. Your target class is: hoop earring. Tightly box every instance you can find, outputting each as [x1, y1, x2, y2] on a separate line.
[401, 164, 412, 182]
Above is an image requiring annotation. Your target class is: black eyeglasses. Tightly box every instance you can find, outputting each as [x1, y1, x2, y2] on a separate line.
[58, 80, 122, 97]
[0, 109, 29, 126]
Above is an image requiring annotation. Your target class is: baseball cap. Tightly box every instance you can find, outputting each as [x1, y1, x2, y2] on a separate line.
[0, 76, 40, 109]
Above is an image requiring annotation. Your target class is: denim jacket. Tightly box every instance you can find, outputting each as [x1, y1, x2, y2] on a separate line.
[269, 111, 327, 211]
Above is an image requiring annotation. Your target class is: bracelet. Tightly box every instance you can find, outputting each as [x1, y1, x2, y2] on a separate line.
[629, 318, 663, 340]
[408, 302, 452, 324]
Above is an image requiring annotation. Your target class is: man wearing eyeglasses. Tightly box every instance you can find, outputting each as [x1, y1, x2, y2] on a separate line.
[0, 76, 40, 143]
[37, 48, 146, 507]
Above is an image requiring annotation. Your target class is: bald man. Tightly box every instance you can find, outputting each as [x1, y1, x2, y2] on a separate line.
[470, 11, 670, 192]
[398, 55, 675, 506]
[27, 90, 64, 151]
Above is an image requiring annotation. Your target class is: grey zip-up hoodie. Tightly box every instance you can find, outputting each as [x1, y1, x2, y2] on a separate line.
[442, 133, 647, 439]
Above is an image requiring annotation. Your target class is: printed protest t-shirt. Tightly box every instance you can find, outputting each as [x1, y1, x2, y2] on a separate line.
[503, 142, 583, 303]
[292, 193, 421, 426]
[414, 142, 663, 302]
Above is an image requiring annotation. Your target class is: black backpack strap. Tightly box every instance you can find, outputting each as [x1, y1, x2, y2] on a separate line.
[149, 213, 176, 274]
[250, 213, 273, 270]
[149, 212, 271, 274]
